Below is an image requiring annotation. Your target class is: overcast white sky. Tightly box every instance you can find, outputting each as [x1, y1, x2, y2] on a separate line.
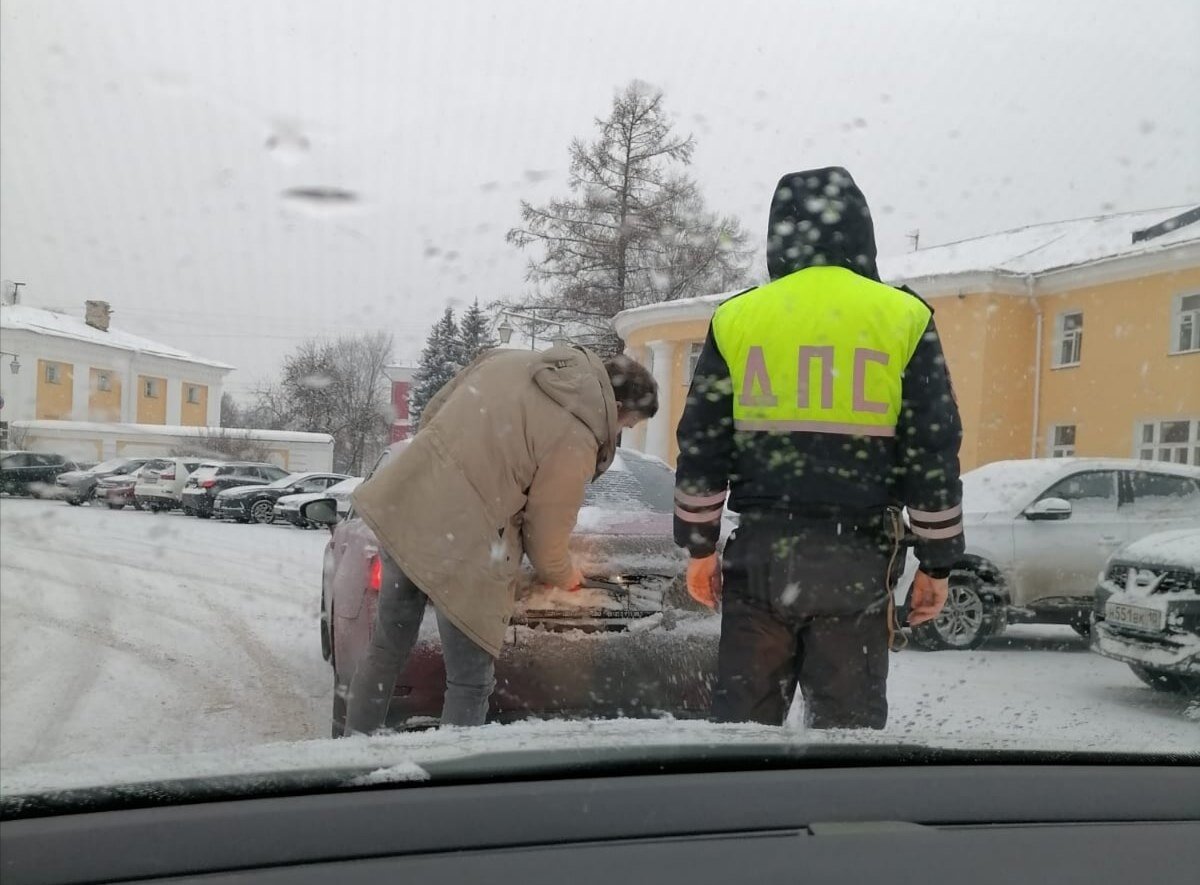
[2, 0, 1197, 395]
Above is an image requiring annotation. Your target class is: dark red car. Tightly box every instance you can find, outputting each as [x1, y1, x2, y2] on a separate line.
[306, 444, 718, 736]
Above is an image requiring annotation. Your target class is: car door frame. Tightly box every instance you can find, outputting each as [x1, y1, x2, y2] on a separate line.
[1008, 467, 1127, 608]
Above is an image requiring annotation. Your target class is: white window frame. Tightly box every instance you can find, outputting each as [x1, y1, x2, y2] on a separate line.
[143, 378, 161, 399]
[1171, 292, 1200, 355]
[685, 342, 704, 383]
[1049, 424, 1076, 458]
[186, 384, 202, 405]
[1135, 418, 1199, 466]
[44, 362, 62, 384]
[1053, 311, 1083, 368]
[96, 371, 112, 392]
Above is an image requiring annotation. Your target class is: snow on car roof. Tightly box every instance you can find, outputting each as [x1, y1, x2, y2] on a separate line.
[962, 457, 1200, 514]
[1114, 529, 1200, 570]
[961, 459, 1073, 513]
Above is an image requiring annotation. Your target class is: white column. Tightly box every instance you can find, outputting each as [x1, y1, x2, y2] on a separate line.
[206, 380, 222, 427]
[122, 354, 138, 423]
[643, 340, 674, 461]
[165, 376, 183, 426]
[70, 361, 90, 421]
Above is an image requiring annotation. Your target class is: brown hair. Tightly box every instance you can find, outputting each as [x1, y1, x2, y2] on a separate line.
[604, 354, 659, 420]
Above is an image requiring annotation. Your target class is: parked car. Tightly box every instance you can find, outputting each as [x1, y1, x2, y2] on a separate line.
[1091, 528, 1199, 696]
[305, 445, 709, 737]
[898, 458, 1200, 651]
[180, 462, 290, 518]
[133, 458, 203, 511]
[275, 476, 362, 527]
[52, 457, 153, 505]
[0, 451, 74, 496]
[213, 471, 351, 524]
[98, 466, 149, 511]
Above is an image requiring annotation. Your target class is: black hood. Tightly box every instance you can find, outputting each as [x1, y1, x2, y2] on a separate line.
[766, 167, 880, 282]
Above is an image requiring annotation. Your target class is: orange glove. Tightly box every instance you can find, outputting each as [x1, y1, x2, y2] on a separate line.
[560, 566, 584, 593]
[686, 554, 722, 610]
[907, 570, 949, 625]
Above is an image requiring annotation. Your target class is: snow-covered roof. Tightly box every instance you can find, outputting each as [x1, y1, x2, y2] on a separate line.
[879, 205, 1199, 283]
[0, 303, 234, 370]
[613, 206, 1200, 337]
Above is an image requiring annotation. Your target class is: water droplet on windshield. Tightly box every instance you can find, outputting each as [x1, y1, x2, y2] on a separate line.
[280, 187, 362, 217]
[265, 125, 312, 164]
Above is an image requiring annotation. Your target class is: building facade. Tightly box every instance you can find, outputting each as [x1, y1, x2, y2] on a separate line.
[384, 365, 416, 443]
[0, 300, 233, 443]
[613, 206, 1200, 471]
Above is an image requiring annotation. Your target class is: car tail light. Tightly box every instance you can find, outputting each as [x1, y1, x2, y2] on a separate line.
[161, 469, 175, 480]
[200, 479, 217, 489]
[368, 554, 382, 592]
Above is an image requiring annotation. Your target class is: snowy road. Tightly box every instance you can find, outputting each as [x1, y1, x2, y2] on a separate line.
[0, 498, 332, 769]
[1, 498, 1196, 777]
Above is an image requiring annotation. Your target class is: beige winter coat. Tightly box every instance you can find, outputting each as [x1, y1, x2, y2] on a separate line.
[351, 346, 619, 657]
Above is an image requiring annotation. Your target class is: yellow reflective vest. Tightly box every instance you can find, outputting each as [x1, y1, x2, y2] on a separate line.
[711, 266, 932, 438]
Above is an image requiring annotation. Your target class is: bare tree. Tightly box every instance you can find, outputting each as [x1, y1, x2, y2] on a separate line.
[506, 81, 751, 353]
[250, 332, 394, 475]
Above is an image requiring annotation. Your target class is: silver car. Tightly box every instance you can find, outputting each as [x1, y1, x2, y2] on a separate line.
[900, 458, 1200, 650]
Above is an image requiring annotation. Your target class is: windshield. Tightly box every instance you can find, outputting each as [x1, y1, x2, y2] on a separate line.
[2, 0, 1198, 809]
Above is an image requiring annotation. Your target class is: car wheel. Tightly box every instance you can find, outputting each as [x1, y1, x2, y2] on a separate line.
[132, 499, 144, 511]
[195, 509, 211, 519]
[909, 571, 1001, 651]
[250, 499, 275, 525]
[1129, 665, 1199, 695]
[106, 501, 125, 510]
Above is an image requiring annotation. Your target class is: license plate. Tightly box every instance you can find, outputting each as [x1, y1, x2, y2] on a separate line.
[1105, 601, 1163, 632]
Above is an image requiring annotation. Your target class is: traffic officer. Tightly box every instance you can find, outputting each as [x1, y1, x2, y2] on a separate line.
[674, 166, 964, 729]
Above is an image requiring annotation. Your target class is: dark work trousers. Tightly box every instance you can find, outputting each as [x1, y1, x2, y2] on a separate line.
[712, 514, 895, 729]
[344, 553, 497, 734]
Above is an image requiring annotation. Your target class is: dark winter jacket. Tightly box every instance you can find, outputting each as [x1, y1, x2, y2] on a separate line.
[673, 167, 965, 575]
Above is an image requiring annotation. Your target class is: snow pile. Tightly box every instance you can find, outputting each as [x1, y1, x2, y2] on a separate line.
[344, 761, 430, 786]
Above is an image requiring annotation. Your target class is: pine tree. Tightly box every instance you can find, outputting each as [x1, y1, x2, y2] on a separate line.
[411, 308, 464, 425]
[507, 81, 751, 354]
[458, 299, 498, 362]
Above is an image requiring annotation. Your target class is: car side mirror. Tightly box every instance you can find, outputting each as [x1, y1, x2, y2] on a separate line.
[300, 498, 340, 528]
[1024, 497, 1072, 521]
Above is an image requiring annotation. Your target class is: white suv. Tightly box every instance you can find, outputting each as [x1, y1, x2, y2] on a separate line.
[899, 458, 1200, 650]
[133, 458, 203, 511]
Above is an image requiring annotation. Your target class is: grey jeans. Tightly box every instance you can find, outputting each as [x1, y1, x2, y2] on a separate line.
[344, 553, 497, 734]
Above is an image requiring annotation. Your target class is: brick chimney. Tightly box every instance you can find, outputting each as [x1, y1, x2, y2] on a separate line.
[85, 300, 113, 332]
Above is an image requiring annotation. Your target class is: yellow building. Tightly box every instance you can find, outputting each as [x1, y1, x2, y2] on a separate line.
[614, 206, 1200, 471]
[0, 299, 234, 444]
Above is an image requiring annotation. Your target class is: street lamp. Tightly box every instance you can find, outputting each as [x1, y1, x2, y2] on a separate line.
[497, 318, 515, 345]
[0, 351, 19, 375]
